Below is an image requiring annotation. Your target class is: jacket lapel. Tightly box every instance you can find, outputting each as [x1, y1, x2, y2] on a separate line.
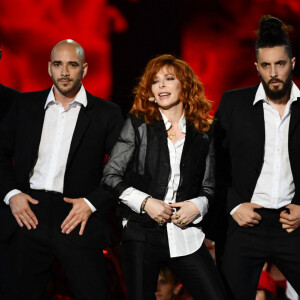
[181, 122, 199, 163]
[151, 119, 169, 150]
[251, 100, 265, 149]
[66, 95, 92, 168]
[289, 98, 300, 136]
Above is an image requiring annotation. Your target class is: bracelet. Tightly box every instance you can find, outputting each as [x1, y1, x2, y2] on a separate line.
[140, 196, 151, 213]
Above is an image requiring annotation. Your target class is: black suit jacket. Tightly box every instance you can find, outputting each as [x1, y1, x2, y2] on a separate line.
[0, 88, 124, 247]
[0, 84, 20, 242]
[214, 84, 300, 234]
[103, 114, 215, 231]
[0, 84, 20, 121]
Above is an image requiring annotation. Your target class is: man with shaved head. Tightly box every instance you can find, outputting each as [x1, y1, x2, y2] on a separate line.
[0, 39, 124, 299]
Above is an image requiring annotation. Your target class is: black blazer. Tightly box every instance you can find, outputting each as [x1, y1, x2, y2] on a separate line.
[215, 84, 300, 216]
[0, 88, 124, 246]
[0, 84, 20, 121]
[0, 84, 20, 242]
[102, 114, 215, 226]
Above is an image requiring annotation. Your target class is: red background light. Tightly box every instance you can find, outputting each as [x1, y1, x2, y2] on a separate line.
[1, 0, 299, 115]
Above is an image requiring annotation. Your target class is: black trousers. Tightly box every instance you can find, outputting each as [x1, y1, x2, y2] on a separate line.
[0, 235, 21, 300]
[13, 190, 108, 300]
[122, 220, 228, 300]
[219, 208, 300, 300]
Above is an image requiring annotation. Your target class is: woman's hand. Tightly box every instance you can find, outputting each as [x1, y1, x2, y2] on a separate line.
[170, 201, 200, 227]
[144, 198, 173, 223]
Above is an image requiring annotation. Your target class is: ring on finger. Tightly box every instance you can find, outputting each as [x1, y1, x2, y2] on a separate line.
[175, 213, 180, 220]
[158, 218, 165, 226]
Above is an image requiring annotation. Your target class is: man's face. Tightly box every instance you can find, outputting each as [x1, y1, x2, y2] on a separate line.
[48, 44, 87, 98]
[255, 46, 295, 101]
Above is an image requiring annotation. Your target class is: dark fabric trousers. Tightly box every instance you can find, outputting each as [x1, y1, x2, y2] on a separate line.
[122, 220, 228, 300]
[0, 234, 21, 300]
[219, 208, 300, 300]
[12, 190, 108, 300]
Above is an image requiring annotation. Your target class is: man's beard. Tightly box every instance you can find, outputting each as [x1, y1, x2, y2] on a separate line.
[261, 71, 293, 101]
[53, 76, 82, 96]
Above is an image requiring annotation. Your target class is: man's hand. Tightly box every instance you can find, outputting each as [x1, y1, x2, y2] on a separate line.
[232, 203, 262, 227]
[61, 198, 92, 235]
[170, 201, 200, 227]
[144, 198, 173, 223]
[280, 204, 300, 233]
[9, 193, 39, 229]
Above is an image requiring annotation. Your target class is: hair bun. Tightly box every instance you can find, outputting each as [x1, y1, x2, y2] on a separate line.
[258, 16, 285, 43]
[259, 16, 283, 33]
[255, 15, 292, 50]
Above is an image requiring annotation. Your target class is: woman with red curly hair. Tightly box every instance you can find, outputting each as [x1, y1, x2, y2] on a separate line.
[102, 54, 227, 299]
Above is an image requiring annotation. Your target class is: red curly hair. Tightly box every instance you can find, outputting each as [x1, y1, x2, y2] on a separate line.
[130, 54, 212, 133]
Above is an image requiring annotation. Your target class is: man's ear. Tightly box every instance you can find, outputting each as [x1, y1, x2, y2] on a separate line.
[48, 62, 52, 77]
[291, 57, 296, 70]
[254, 62, 258, 72]
[82, 62, 88, 78]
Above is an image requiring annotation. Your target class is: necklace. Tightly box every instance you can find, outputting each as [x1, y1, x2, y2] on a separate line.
[167, 132, 176, 140]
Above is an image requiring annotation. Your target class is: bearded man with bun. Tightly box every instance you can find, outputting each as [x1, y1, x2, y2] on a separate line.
[215, 15, 300, 299]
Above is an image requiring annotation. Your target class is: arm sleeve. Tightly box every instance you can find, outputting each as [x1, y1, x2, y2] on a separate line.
[119, 187, 150, 213]
[83, 198, 96, 212]
[186, 196, 209, 224]
[85, 105, 124, 212]
[215, 92, 233, 213]
[3, 189, 22, 205]
[0, 96, 19, 200]
[199, 131, 215, 208]
[102, 116, 137, 198]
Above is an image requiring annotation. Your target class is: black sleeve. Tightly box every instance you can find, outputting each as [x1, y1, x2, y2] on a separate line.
[102, 116, 137, 198]
[214, 92, 233, 213]
[85, 103, 125, 212]
[0, 96, 19, 200]
[199, 128, 215, 208]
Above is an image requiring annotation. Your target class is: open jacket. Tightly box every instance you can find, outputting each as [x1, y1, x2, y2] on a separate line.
[0, 88, 124, 245]
[102, 114, 215, 225]
[214, 84, 300, 237]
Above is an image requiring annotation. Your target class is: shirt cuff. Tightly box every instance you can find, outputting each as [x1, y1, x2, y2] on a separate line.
[4, 189, 22, 205]
[83, 198, 96, 213]
[119, 187, 150, 213]
[230, 204, 241, 215]
[186, 196, 209, 224]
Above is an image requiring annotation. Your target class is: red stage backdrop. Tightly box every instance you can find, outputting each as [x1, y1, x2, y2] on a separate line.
[0, 0, 300, 112]
[0, 0, 127, 99]
[181, 0, 300, 113]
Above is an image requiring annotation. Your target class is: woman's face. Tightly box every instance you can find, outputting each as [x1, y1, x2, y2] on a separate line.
[151, 66, 182, 112]
[155, 273, 179, 300]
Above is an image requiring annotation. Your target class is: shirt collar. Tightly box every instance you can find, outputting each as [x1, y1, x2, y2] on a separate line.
[253, 81, 300, 105]
[45, 84, 87, 109]
[159, 110, 186, 133]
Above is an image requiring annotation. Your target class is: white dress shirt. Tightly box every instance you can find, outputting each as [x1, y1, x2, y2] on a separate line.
[231, 82, 300, 214]
[120, 112, 208, 258]
[4, 85, 96, 212]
